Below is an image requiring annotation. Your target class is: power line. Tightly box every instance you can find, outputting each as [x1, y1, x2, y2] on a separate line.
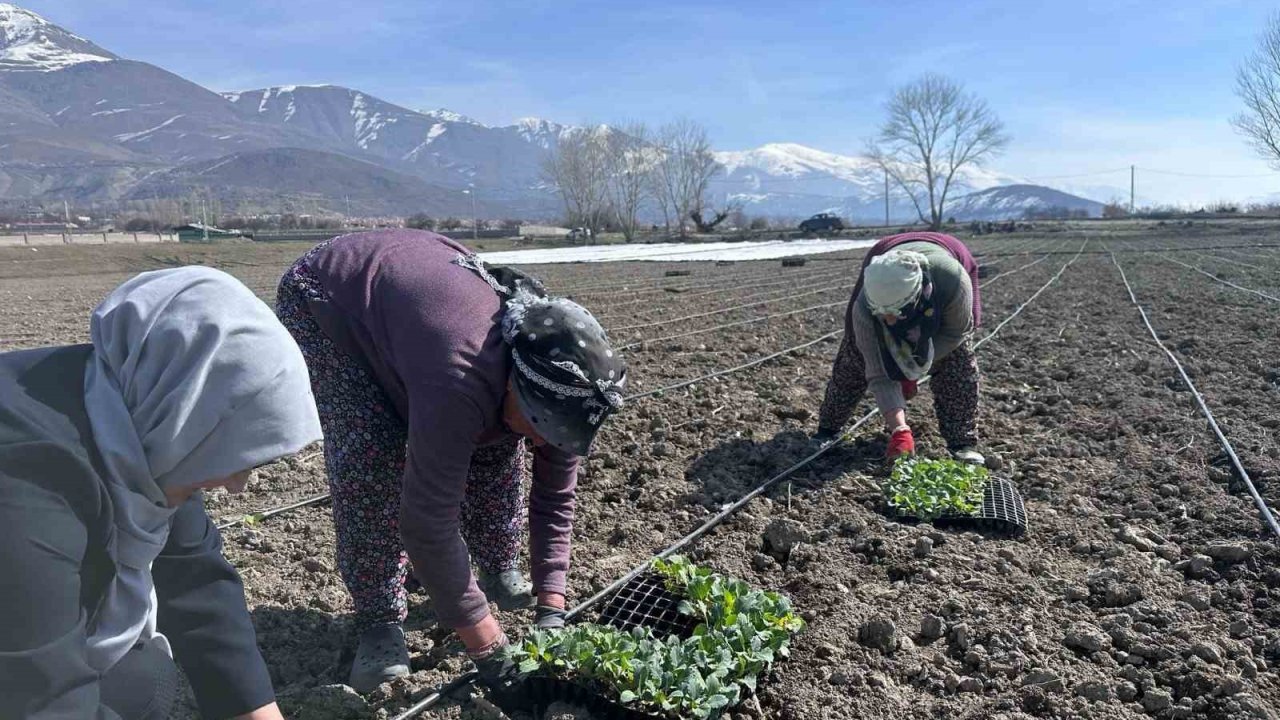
[1019, 167, 1132, 181]
[1135, 166, 1280, 179]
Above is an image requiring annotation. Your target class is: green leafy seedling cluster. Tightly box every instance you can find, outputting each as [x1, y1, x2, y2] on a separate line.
[504, 556, 803, 719]
[884, 456, 988, 521]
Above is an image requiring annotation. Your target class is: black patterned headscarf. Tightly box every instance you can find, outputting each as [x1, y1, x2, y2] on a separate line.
[454, 254, 626, 455]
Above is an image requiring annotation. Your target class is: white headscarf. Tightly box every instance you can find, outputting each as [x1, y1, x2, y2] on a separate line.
[82, 266, 322, 672]
[863, 250, 927, 316]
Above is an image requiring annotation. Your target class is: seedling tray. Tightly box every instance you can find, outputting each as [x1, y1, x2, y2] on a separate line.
[522, 675, 720, 720]
[893, 477, 1028, 536]
[505, 558, 800, 720]
[512, 573, 715, 720]
[594, 572, 699, 638]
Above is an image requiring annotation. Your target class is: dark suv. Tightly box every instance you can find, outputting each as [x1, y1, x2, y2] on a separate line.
[798, 213, 845, 233]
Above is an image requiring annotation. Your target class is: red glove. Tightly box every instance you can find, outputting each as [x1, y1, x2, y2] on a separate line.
[887, 427, 915, 459]
[901, 380, 918, 401]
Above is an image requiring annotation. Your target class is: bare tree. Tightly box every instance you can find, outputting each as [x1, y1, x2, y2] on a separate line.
[1233, 13, 1280, 167]
[543, 126, 611, 234]
[867, 74, 1009, 230]
[602, 122, 653, 242]
[649, 119, 721, 238]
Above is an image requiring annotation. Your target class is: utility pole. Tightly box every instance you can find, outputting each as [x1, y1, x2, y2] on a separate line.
[201, 199, 209, 242]
[467, 184, 477, 241]
[883, 169, 890, 227]
[1130, 165, 1135, 215]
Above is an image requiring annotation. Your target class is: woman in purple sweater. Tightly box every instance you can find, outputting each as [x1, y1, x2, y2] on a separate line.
[275, 229, 626, 692]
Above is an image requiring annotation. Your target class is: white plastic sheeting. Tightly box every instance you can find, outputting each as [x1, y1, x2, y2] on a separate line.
[478, 238, 874, 265]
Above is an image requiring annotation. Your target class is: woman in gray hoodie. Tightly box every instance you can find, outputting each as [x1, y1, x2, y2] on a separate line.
[0, 267, 322, 720]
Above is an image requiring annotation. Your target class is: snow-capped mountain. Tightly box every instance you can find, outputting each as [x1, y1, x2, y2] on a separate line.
[0, 3, 115, 72]
[711, 142, 1027, 221]
[222, 85, 584, 211]
[0, 3, 1101, 221]
[942, 184, 1104, 220]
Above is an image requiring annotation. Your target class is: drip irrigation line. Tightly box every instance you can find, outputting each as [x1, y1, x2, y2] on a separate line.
[625, 330, 844, 402]
[1158, 255, 1280, 304]
[621, 253, 1054, 401]
[975, 242, 1280, 258]
[1186, 250, 1259, 270]
[224, 253, 1055, 537]
[565, 263, 843, 299]
[591, 267, 849, 320]
[215, 493, 331, 531]
[609, 281, 854, 332]
[328, 241, 1089, 720]
[567, 240, 1085, 620]
[1218, 247, 1274, 262]
[390, 671, 479, 720]
[974, 246, 1083, 347]
[593, 267, 848, 314]
[618, 300, 847, 352]
[1109, 252, 1280, 540]
[558, 265, 781, 295]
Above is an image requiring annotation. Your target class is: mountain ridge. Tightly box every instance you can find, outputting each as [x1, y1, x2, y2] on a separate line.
[0, 4, 1100, 221]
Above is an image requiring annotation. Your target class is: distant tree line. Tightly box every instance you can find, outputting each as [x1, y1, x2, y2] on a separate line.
[541, 119, 736, 242]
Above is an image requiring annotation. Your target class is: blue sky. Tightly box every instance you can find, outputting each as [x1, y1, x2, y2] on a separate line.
[25, 0, 1280, 205]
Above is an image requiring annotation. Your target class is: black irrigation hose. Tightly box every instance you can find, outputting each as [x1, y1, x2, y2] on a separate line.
[593, 266, 848, 314]
[977, 242, 1280, 258]
[1187, 250, 1260, 270]
[565, 262, 845, 299]
[216, 492, 331, 531]
[1158, 254, 1280, 304]
[381, 243, 1085, 720]
[626, 330, 845, 401]
[602, 274, 851, 326]
[1109, 252, 1280, 540]
[609, 281, 854, 332]
[223, 254, 1055, 536]
[618, 300, 847, 352]
[566, 243, 1084, 618]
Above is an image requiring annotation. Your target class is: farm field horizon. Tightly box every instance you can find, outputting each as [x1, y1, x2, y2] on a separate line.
[3, 223, 1279, 720]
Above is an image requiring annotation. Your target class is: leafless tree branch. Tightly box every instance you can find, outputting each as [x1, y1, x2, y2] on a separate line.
[866, 74, 1008, 229]
[1233, 13, 1280, 169]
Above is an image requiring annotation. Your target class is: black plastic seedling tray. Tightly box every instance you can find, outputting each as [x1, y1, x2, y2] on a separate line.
[512, 572, 721, 720]
[893, 476, 1028, 537]
[523, 675, 685, 720]
[595, 572, 699, 638]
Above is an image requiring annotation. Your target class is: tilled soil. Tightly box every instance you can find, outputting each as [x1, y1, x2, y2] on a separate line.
[3, 228, 1280, 720]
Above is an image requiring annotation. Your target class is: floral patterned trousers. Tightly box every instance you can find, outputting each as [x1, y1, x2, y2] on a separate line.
[276, 256, 527, 632]
[817, 336, 980, 450]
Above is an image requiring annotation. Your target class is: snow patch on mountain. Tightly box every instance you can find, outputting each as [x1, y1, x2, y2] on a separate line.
[0, 3, 115, 71]
[422, 108, 481, 125]
[114, 114, 185, 143]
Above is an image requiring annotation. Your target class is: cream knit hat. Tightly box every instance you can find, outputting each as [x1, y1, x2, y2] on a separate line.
[863, 250, 926, 315]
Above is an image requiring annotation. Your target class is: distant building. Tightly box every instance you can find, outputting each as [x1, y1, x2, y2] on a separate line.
[518, 224, 572, 237]
[11, 222, 77, 233]
[174, 223, 246, 243]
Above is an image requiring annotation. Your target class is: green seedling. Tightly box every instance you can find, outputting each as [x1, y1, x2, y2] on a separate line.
[505, 556, 802, 719]
[884, 455, 989, 520]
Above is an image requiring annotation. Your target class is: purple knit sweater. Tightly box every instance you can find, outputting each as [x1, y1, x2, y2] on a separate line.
[304, 229, 578, 628]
